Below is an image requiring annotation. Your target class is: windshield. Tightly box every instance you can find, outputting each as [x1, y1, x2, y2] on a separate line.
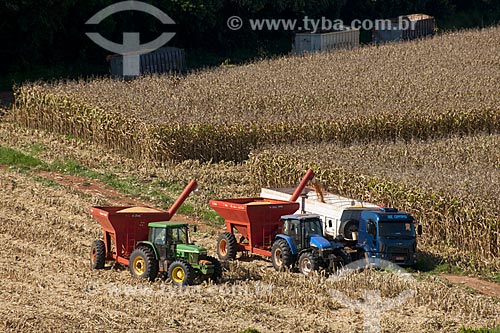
[378, 221, 415, 238]
[170, 227, 188, 244]
[303, 219, 323, 238]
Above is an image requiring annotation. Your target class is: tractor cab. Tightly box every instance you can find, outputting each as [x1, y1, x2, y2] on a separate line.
[146, 221, 205, 261]
[280, 214, 325, 252]
[272, 214, 349, 275]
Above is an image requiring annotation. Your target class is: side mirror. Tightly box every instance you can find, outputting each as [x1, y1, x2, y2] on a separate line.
[417, 224, 423, 236]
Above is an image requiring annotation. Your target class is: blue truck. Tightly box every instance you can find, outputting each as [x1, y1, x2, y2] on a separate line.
[261, 178, 422, 269]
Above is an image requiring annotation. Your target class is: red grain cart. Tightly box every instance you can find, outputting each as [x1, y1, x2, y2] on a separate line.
[90, 180, 198, 267]
[209, 170, 315, 260]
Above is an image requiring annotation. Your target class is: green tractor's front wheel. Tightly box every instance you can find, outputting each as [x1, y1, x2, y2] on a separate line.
[129, 246, 159, 282]
[168, 259, 194, 286]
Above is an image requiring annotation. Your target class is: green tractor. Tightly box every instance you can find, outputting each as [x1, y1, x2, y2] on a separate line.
[129, 222, 222, 285]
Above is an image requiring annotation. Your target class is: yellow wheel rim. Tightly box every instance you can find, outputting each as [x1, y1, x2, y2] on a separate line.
[219, 239, 227, 256]
[133, 256, 146, 275]
[172, 266, 185, 283]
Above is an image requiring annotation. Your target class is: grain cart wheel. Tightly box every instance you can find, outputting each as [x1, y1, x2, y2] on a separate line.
[271, 239, 294, 271]
[90, 240, 106, 269]
[298, 252, 318, 276]
[217, 232, 237, 261]
[129, 246, 159, 282]
[168, 259, 194, 286]
[200, 255, 223, 282]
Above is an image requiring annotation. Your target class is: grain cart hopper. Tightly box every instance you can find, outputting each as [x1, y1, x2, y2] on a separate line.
[261, 170, 423, 266]
[90, 180, 222, 285]
[210, 170, 351, 275]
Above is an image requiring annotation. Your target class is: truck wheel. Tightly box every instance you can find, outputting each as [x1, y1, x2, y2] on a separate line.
[168, 259, 194, 286]
[339, 220, 359, 240]
[217, 232, 237, 261]
[333, 248, 352, 269]
[129, 246, 159, 282]
[298, 252, 318, 276]
[200, 255, 223, 282]
[90, 239, 106, 269]
[271, 239, 294, 271]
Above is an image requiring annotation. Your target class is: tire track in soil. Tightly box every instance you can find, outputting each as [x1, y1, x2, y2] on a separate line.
[441, 274, 500, 299]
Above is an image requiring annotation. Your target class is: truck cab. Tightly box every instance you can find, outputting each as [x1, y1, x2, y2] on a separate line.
[356, 208, 422, 266]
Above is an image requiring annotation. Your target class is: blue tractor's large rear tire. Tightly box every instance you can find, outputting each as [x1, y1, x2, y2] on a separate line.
[271, 239, 294, 271]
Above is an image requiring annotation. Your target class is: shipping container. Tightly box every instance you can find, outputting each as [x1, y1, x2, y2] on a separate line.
[372, 14, 435, 43]
[109, 47, 186, 78]
[293, 26, 360, 54]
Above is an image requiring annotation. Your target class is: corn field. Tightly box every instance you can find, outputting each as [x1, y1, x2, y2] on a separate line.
[1, 169, 499, 332]
[13, 27, 500, 162]
[250, 134, 500, 272]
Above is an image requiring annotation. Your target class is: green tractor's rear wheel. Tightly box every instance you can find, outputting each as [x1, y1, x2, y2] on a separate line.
[298, 251, 318, 276]
[168, 259, 194, 286]
[217, 232, 237, 261]
[200, 255, 223, 282]
[90, 240, 106, 269]
[129, 246, 159, 282]
[271, 239, 294, 271]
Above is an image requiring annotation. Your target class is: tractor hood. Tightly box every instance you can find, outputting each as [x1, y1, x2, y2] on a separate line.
[310, 235, 332, 249]
[176, 244, 207, 254]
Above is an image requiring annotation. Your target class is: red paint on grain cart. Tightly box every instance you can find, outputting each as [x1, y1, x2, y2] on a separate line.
[209, 198, 299, 256]
[90, 180, 197, 266]
[209, 170, 315, 258]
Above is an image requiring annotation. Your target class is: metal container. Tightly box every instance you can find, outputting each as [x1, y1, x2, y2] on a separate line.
[293, 26, 360, 54]
[372, 14, 435, 43]
[109, 46, 186, 78]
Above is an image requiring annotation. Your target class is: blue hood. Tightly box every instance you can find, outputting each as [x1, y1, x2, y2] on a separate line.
[310, 235, 332, 249]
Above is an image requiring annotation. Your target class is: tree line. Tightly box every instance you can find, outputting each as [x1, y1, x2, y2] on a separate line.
[0, 0, 498, 82]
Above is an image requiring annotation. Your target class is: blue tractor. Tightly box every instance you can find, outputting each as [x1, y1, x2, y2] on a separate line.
[271, 214, 351, 275]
